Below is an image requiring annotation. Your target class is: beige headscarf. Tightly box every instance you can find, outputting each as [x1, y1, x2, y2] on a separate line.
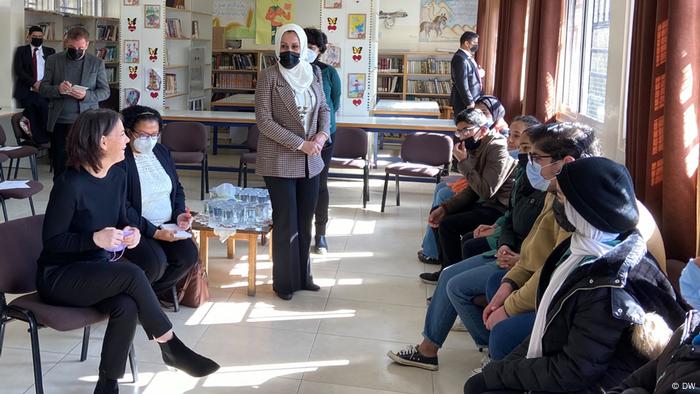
[274, 24, 314, 96]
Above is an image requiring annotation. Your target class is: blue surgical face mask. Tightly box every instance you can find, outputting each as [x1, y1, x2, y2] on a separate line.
[680, 258, 700, 310]
[526, 161, 550, 191]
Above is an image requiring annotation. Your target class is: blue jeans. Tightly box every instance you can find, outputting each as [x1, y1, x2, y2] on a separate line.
[421, 182, 455, 259]
[422, 256, 491, 347]
[484, 270, 536, 360]
[445, 255, 505, 348]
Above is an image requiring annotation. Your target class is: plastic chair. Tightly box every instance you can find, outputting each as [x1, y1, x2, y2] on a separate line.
[161, 122, 209, 200]
[330, 127, 370, 208]
[381, 133, 453, 212]
[0, 215, 138, 394]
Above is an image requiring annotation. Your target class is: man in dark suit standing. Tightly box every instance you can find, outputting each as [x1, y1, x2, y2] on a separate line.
[13, 26, 56, 145]
[450, 31, 483, 118]
[40, 26, 109, 179]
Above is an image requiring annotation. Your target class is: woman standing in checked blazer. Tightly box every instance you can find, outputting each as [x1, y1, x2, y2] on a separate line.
[255, 24, 331, 301]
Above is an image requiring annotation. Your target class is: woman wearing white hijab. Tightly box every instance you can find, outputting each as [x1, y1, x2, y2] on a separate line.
[254, 23, 331, 301]
[465, 157, 685, 394]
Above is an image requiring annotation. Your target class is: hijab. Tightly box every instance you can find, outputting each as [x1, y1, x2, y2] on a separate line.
[275, 24, 314, 96]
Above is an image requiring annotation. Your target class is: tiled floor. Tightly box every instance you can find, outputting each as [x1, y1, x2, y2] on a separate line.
[0, 156, 482, 393]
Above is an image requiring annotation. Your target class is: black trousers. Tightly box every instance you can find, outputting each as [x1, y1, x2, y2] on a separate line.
[264, 174, 320, 294]
[124, 237, 198, 295]
[437, 204, 503, 268]
[19, 92, 50, 145]
[37, 261, 173, 379]
[461, 233, 491, 260]
[464, 372, 525, 394]
[314, 141, 334, 236]
[51, 122, 71, 180]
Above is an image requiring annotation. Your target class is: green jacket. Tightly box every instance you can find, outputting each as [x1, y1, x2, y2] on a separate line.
[314, 61, 341, 135]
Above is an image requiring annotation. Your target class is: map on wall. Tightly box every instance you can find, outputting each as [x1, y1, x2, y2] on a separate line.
[419, 0, 477, 42]
[213, 0, 255, 39]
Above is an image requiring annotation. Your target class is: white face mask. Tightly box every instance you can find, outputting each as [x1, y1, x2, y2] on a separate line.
[306, 49, 318, 63]
[133, 136, 157, 154]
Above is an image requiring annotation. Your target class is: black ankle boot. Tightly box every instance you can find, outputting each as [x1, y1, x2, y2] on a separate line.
[93, 377, 118, 394]
[159, 333, 220, 377]
[314, 235, 328, 254]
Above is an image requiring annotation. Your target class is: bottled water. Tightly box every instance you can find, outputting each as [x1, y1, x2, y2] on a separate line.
[201, 187, 272, 230]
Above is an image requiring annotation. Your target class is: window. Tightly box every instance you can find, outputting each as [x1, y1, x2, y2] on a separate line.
[25, 0, 105, 16]
[561, 0, 610, 122]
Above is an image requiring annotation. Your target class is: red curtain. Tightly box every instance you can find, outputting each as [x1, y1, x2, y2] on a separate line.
[522, 0, 563, 122]
[492, 0, 528, 123]
[476, 0, 500, 95]
[626, 0, 700, 260]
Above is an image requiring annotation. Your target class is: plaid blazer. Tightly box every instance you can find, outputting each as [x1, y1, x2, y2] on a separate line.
[255, 65, 331, 178]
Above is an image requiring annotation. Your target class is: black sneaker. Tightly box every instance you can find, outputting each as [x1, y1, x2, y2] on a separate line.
[313, 235, 328, 255]
[387, 345, 438, 371]
[417, 250, 441, 265]
[419, 271, 440, 284]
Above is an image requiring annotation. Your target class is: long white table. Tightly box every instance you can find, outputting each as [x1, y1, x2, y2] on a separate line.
[162, 109, 455, 158]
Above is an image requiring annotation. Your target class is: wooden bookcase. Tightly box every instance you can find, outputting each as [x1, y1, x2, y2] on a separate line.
[377, 51, 453, 119]
[210, 49, 276, 102]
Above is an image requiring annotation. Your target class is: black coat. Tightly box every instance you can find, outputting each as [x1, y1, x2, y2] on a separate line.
[607, 311, 700, 394]
[450, 49, 482, 117]
[13, 44, 56, 100]
[116, 144, 186, 238]
[483, 231, 686, 394]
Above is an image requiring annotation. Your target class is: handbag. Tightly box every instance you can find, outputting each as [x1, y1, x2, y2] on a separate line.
[177, 259, 210, 308]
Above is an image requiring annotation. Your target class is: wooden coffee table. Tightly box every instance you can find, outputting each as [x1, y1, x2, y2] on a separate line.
[193, 221, 272, 296]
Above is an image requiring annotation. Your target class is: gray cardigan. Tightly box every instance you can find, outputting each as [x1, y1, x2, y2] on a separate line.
[39, 51, 110, 131]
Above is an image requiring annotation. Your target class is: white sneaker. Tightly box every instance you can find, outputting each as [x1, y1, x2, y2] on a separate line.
[471, 354, 491, 374]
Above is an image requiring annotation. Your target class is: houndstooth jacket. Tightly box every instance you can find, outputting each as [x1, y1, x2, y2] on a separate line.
[254, 64, 331, 178]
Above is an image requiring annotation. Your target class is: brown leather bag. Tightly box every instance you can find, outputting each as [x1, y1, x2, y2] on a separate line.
[177, 260, 210, 308]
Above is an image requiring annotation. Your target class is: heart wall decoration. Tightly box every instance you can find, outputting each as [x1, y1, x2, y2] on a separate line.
[150, 91, 159, 98]
[352, 99, 362, 106]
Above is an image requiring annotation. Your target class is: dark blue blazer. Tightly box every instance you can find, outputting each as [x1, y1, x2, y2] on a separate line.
[117, 143, 186, 238]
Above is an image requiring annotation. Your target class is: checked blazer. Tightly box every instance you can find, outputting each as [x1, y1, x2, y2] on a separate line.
[254, 64, 330, 179]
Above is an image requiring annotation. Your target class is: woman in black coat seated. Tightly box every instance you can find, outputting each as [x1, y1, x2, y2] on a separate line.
[36, 109, 218, 394]
[465, 157, 686, 394]
[117, 105, 197, 300]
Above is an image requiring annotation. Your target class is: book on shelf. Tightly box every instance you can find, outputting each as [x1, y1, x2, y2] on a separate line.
[165, 73, 177, 94]
[96, 46, 117, 61]
[166, 0, 186, 9]
[96, 24, 117, 41]
[377, 76, 402, 93]
[105, 67, 116, 83]
[166, 18, 185, 38]
[191, 20, 199, 39]
[212, 73, 255, 89]
[212, 53, 256, 70]
[378, 56, 402, 73]
[407, 58, 451, 74]
[261, 53, 277, 69]
[407, 79, 451, 94]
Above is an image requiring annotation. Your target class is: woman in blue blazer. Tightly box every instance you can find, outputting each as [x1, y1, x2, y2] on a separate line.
[118, 105, 197, 299]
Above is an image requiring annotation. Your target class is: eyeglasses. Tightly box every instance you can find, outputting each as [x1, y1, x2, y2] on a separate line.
[135, 132, 160, 140]
[528, 152, 554, 164]
[456, 125, 479, 135]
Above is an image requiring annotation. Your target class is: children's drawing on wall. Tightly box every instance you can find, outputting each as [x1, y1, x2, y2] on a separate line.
[319, 44, 341, 67]
[213, 0, 255, 39]
[256, 0, 294, 45]
[419, 0, 477, 42]
[324, 0, 342, 8]
[145, 68, 162, 98]
[347, 73, 366, 98]
[124, 40, 139, 63]
[144, 4, 161, 29]
[348, 14, 366, 39]
[124, 89, 140, 107]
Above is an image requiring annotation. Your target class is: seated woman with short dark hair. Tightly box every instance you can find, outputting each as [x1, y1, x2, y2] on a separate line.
[36, 109, 218, 394]
[118, 105, 197, 301]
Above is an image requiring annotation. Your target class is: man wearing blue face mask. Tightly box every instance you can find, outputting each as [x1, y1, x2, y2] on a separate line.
[40, 26, 110, 180]
[607, 257, 700, 394]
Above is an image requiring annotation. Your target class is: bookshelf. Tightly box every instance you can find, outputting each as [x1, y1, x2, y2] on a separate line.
[377, 51, 454, 119]
[210, 49, 276, 102]
[164, 0, 213, 110]
[24, 6, 121, 110]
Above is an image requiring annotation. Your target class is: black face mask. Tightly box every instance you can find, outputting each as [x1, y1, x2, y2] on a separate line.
[463, 136, 481, 151]
[278, 51, 300, 69]
[517, 153, 529, 167]
[66, 47, 85, 61]
[31, 37, 43, 47]
[552, 199, 576, 233]
[470, 44, 479, 53]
